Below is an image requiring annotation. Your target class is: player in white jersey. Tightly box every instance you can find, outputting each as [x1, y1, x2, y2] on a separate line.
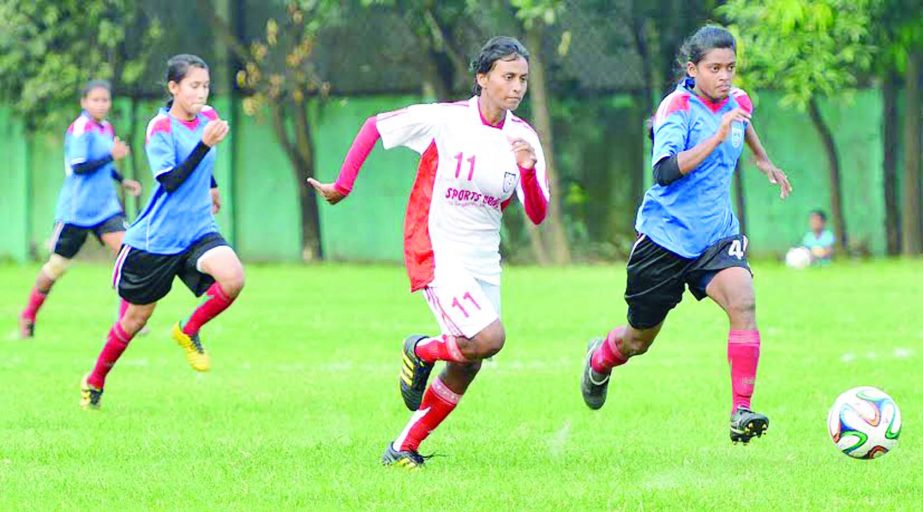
[309, 36, 550, 468]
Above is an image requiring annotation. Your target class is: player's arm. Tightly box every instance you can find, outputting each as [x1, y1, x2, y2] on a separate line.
[511, 135, 549, 225]
[209, 175, 221, 214]
[155, 121, 228, 193]
[675, 108, 750, 175]
[309, 104, 442, 205]
[307, 116, 381, 205]
[745, 124, 791, 199]
[72, 136, 130, 175]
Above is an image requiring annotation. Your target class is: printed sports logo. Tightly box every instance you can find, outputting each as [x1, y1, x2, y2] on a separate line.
[731, 123, 744, 148]
[503, 172, 517, 194]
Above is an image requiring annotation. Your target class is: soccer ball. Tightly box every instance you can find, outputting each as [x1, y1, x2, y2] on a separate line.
[785, 247, 812, 269]
[827, 386, 901, 459]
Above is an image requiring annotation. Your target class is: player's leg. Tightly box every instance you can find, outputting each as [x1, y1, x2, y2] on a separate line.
[582, 235, 686, 409]
[98, 214, 129, 256]
[19, 224, 86, 338]
[98, 219, 143, 330]
[172, 236, 243, 371]
[705, 266, 768, 442]
[385, 360, 483, 469]
[82, 246, 173, 408]
[82, 302, 157, 409]
[400, 274, 500, 410]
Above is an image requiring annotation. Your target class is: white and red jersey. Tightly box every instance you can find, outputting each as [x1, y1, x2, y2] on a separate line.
[376, 96, 550, 291]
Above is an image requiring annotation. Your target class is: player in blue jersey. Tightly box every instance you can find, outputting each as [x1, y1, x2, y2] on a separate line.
[18, 80, 142, 339]
[580, 26, 792, 443]
[80, 55, 244, 409]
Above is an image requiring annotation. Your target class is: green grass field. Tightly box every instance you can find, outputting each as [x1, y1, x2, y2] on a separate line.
[1, 260, 920, 511]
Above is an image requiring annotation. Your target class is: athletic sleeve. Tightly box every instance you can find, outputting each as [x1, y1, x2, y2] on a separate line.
[376, 104, 445, 154]
[146, 129, 176, 179]
[333, 116, 381, 196]
[515, 130, 550, 225]
[66, 125, 91, 168]
[652, 109, 688, 166]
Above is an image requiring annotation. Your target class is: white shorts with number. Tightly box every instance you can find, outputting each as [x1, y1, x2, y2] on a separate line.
[422, 268, 500, 339]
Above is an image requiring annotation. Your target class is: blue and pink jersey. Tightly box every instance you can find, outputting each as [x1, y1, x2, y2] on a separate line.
[54, 112, 123, 226]
[123, 106, 220, 254]
[637, 83, 754, 258]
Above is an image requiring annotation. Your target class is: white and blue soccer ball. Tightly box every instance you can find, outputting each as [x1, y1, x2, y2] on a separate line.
[827, 386, 901, 459]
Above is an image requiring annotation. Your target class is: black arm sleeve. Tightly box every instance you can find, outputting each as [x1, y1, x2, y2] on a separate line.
[71, 155, 114, 175]
[210, 175, 218, 188]
[653, 155, 683, 186]
[156, 142, 211, 193]
[111, 169, 125, 183]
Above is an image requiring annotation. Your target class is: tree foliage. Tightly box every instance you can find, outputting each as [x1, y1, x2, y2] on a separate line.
[721, 0, 875, 109]
[0, 0, 161, 130]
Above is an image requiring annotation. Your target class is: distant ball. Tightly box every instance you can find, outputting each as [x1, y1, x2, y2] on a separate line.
[785, 247, 812, 269]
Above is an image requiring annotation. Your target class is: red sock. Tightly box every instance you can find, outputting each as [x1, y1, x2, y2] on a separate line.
[591, 326, 629, 373]
[414, 335, 469, 363]
[728, 329, 760, 413]
[21, 287, 48, 321]
[394, 377, 462, 452]
[118, 299, 129, 320]
[87, 322, 134, 389]
[182, 283, 235, 336]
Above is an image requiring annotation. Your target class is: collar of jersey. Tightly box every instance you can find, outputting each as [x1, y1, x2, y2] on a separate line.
[160, 107, 202, 130]
[679, 83, 732, 114]
[80, 111, 108, 130]
[470, 96, 507, 130]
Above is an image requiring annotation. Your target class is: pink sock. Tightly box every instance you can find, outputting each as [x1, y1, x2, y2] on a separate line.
[728, 329, 761, 413]
[21, 287, 48, 321]
[182, 283, 235, 336]
[591, 326, 628, 373]
[413, 335, 469, 363]
[394, 377, 462, 452]
[88, 322, 134, 389]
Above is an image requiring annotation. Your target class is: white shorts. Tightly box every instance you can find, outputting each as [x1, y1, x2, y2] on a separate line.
[422, 269, 500, 338]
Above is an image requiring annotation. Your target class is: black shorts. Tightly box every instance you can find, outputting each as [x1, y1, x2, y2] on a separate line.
[113, 232, 229, 305]
[51, 214, 127, 258]
[624, 234, 751, 329]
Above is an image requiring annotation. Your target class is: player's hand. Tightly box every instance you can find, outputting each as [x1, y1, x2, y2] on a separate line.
[111, 137, 130, 160]
[756, 159, 792, 200]
[306, 178, 346, 205]
[122, 179, 142, 197]
[210, 187, 222, 214]
[508, 136, 537, 169]
[715, 108, 750, 142]
[202, 120, 230, 147]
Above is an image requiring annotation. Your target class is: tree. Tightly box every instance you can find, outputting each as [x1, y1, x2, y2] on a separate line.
[364, 0, 474, 101]
[901, 51, 921, 254]
[511, 0, 571, 264]
[722, 0, 876, 255]
[198, 0, 341, 261]
[0, 0, 162, 131]
[869, 0, 923, 254]
[616, 0, 719, 207]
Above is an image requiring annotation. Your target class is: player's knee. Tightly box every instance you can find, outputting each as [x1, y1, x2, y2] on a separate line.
[41, 254, 71, 280]
[482, 328, 506, 358]
[727, 295, 756, 320]
[220, 270, 245, 298]
[472, 323, 505, 359]
[121, 307, 153, 334]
